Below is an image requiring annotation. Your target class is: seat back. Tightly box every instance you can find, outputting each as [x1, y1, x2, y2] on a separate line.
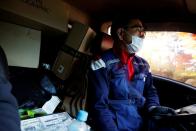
[90, 32, 113, 58]
[0, 46, 9, 79]
[60, 32, 114, 117]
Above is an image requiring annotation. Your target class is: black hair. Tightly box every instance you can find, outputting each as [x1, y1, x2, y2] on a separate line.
[110, 14, 143, 39]
[90, 32, 104, 54]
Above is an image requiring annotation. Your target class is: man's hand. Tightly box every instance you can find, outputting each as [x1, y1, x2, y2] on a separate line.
[149, 106, 177, 120]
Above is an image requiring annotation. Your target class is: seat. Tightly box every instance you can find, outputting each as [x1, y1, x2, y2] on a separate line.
[90, 32, 113, 59]
[0, 47, 20, 131]
[0, 46, 9, 80]
[60, 32, 114, 117]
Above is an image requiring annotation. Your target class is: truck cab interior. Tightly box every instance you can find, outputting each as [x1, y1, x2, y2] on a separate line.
[0, 0, 196, 130]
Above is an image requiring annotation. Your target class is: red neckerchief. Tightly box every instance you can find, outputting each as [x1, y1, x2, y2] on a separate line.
[127, 55, 134, 80]
[114, 47, 135, 80]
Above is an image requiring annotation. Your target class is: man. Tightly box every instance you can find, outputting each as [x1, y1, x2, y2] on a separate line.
[88, 16, 176, 131]
[0, 46, 20, 131]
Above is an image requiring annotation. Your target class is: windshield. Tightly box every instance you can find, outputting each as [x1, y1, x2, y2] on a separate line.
[138, 31, 196, 87]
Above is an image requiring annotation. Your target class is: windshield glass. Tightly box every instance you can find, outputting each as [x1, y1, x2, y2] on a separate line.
[138, 32, 196, 87]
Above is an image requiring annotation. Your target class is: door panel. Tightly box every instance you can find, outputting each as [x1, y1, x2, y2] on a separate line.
[153, 75, 196, 109]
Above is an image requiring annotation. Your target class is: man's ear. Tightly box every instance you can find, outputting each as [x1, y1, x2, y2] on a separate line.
[117, 28, 124, 40]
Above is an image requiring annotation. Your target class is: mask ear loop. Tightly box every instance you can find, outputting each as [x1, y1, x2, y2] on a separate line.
[117, 28, 124, 40]
[123, 30, 133, 44]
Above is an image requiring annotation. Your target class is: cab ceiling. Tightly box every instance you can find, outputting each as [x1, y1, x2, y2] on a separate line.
[63, 0, 196, 23]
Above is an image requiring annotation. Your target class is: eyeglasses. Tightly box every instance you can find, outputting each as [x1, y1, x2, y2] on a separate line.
[124, 25, 145, 33]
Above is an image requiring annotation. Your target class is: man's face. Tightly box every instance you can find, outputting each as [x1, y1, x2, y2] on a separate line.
[122, 19, 145, 44]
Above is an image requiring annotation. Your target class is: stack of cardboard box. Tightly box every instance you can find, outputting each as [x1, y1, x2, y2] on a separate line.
[52, 22, 96, 80]
[52, 22, 96, 116]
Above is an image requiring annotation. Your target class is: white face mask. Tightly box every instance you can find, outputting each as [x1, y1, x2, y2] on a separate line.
[126, 35, 144, 54]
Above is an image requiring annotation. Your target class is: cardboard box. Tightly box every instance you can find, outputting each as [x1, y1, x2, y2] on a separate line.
[0, 0, 68, 32]
[52, 22, 96, 80]
[63, 22, 96, 54]
[52, 50, 74, 81]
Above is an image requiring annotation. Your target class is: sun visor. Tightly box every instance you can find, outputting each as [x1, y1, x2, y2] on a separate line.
[186, 0, 196, 14]
[0, 21, 41, 68]
[0, 0, 68, 32]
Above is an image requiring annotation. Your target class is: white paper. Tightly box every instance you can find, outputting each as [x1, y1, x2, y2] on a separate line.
[21, 112, 72, 131]
[42, 96, 61, 114]
[176, 104, 196, 115]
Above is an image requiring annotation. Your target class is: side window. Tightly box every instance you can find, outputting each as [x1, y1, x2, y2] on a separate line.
[138, 32, 196, 87]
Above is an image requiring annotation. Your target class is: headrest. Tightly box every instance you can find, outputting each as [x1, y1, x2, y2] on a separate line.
[0, 46, 9, 79]
[90, 32, 113, 57]
[100, 32, 113, 51]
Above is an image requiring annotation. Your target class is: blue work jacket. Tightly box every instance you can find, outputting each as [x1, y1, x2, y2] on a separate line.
[88, 50, 160, 131]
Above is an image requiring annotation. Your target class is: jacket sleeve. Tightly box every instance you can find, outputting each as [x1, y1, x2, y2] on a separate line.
[143, 72, 160, 111]
[0, 77, 20, 131]
[88, 59, 118, 131]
